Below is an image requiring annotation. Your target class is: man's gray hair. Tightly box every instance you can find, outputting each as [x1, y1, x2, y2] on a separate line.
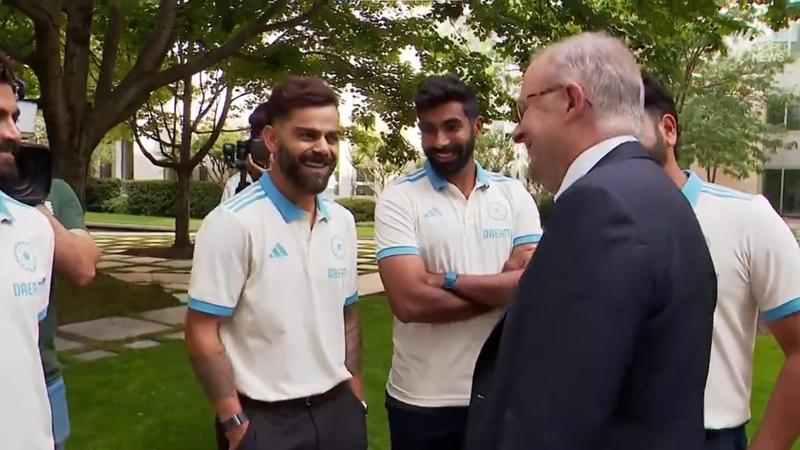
[547, 32, 644, 132]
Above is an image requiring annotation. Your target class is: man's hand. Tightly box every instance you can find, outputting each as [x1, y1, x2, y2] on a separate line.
[503, 246, 535, 272]
[226, 421, 249, 450]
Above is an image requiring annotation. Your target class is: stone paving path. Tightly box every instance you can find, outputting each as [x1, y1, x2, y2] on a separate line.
[58, 232, 383, 362]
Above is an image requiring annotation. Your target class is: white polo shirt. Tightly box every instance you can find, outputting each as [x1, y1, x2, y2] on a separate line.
[0, 190, 54, 450]
[189, 174, 359, 402]
[375, 162, 543, 407]
[681, 171, 800, 429]
[221, 172, 254, 203]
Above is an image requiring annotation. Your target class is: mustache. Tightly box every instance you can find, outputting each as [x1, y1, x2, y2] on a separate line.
[0, 138, 18, 154]
[299, 150, 334, 166]
[424, 142, 463, 154]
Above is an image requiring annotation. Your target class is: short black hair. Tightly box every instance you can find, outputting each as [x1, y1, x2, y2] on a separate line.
[248, 102, 270, 138]
[0, 51, 18, 94]
[264, 76, 338, 124]
[415, 74, 480, 120]
[642, 73, 680, 159]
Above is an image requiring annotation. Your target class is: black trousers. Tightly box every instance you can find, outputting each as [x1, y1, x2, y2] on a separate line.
[215, 383, 367, 450]
[705, 425, 747, 450]
[385, 393, 468, 450]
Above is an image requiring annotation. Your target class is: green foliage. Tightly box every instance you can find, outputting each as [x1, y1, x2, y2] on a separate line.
[85, 178, 122, 212]
[334, 197, 376, 223]
[534, 191, 555, 231]
[102, 195, 130, 215]
[346, 121, 414, 195]
[679, 48, 792, 181]
[126, 180, 222, 219]
[475, 128, 516, 175]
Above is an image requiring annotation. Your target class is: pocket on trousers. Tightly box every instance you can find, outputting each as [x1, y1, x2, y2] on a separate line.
[237, 425, 257, 450]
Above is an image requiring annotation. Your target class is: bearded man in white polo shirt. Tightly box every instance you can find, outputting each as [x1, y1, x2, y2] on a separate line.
[375, 74, 543, 450]
[640, 74, 800, 450]
[0, 52, 55, 450]
[186, 76, 366, 450]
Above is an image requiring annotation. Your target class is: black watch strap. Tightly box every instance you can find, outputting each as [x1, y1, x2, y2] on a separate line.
[221, 412, 249, 432]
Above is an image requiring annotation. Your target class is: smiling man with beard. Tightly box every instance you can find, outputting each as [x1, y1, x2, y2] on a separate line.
[375, 74, 543, 450]
[185, 76, 366, 450]
[0, 51, 57, 450]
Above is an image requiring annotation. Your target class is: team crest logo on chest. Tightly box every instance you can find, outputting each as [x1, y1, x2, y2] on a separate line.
[487, 201, 509, 221]
[330, 235, 347, 259]
[14, 241, 37, 272]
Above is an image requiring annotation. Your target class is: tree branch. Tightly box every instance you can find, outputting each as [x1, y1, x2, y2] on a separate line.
[191, 78, 226, 133]
[129, 0, 179, 78]
[149, 0, 325, 89]
[96, 4, 124, 98]
[130, 119, 175, 169]
[63, 0, 93, 130]
[190, 83, 234, 168]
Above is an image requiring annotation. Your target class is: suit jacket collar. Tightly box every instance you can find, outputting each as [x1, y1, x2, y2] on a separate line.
[554, 135, 638, 201]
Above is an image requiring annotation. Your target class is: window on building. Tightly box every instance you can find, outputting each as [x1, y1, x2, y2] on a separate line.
[763, 168, 800, 216]
[766, 99, 800, 130]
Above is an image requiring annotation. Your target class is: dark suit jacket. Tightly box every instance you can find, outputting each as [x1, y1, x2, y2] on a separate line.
[464, 142, 717, 450]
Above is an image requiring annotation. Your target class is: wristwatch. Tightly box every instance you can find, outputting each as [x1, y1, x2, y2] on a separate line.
[221, 412, 249, 432]
[443, 271, 458, 291]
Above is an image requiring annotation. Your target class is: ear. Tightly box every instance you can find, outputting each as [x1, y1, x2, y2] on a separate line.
[261, 125, 279, 157]
[564, 82, 589, 120]
[660, 114, 678, 150]
[473, 116, 484, 137]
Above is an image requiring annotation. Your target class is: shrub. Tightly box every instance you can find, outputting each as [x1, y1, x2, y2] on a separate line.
[85, 178, 122, 212]
[534, 191, 554, 230]
[126, 180, 223, 218]
[102, 195, 129, 214]
[334, 196, 375, 222]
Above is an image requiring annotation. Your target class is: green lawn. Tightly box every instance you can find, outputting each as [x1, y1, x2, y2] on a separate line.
[63, 297, 795, 449]
[86, 212, 203, 231]
[357, 222, 375, 240]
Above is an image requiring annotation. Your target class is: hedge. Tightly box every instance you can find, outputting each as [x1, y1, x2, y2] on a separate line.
[126, 180, 222, 219]
[534, 192, 554, 230]
[334, 196, 375, 222]
[85, 178, 221, 218]
[85, 178, 122, 212]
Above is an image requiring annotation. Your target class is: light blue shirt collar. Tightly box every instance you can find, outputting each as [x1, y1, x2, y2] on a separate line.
[258, 173, 331, 223]
[423, 161, 491, 192]
[681, 170, 703, 208]
[0, 190, 14, 224]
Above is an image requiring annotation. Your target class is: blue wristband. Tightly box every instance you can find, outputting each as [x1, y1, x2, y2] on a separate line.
[443, 271, 458, 291]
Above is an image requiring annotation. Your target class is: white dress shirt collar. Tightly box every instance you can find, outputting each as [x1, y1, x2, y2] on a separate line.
[554, 135, 638, 201]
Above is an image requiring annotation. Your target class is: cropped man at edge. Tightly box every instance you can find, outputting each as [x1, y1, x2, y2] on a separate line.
[375, 74, 543, 450]
[185, 76, 366, 450]
[0, 50, 56, 450]
[641, 74, 800, 450]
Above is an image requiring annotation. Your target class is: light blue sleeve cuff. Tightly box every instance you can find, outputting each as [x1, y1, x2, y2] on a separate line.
[762, 297, 800, 322]
[376, 246, 420, 261]
[189, 297, 235, 317]
[37, 308, 47, 322]
[345, 292, 359, 307]
[513, 233, 542, 247]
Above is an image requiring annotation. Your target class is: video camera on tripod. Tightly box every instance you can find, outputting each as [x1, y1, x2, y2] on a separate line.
[222, 136, 269, 195]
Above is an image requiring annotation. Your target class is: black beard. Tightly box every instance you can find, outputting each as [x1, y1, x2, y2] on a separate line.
[276, 143, 336, 195]
[0, 138, 19, 183]
[423, 134, 475, 177]
[642, 125, 668, 167]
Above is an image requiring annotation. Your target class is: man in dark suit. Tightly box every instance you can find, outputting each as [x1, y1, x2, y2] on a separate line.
[463, 32, 717, 450]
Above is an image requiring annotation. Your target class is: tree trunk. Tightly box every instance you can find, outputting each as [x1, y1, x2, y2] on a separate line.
[173, 168, 192, 250]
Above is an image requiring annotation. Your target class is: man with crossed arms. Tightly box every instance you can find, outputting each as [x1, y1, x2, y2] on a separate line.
[376, 74, 542, 450]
